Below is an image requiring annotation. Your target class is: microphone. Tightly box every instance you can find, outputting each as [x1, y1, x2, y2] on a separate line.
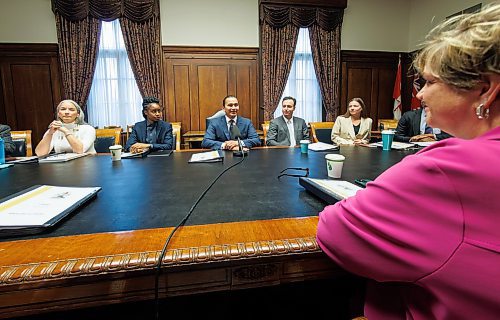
[230, 124, 248, 157]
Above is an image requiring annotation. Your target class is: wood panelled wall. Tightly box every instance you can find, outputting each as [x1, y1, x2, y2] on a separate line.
[340, 51, 412, 129]
[162, 47, 260, 135]
[0, 44, 62, 146]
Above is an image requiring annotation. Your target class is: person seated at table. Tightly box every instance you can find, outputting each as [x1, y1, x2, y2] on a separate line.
[35, 100, 96, 156]
[317, 4, 500, 319]
[0, 124, 16, 156]
[394, 107, 452, 142]
[331, 98, 372, 145]
[266, 96, 309, 146]
[201, 95, 260, 150]
[125, 96, 173, 153]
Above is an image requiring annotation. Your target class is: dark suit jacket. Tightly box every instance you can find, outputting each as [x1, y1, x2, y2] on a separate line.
[201, 116, 261, 150]
[395, 109, 452, 142]
[125, 120, 173, 151]
[0, 124, 15, 156]
[266, 116, 309, 146]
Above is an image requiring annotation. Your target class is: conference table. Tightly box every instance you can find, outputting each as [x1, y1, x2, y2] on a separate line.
[0, 146, 417, 318]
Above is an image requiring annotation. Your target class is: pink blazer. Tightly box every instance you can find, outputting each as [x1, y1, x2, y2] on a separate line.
[317, 126, 500, 319]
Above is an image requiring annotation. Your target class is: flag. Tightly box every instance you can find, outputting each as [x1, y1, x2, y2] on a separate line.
[392, 57, 402, 120]
[411, 73, 422, 110]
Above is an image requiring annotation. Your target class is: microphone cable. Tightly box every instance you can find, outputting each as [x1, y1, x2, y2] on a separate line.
[154, 150, 246, 320]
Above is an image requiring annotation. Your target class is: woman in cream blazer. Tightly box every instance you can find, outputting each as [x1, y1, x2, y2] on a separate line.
[331, 98, 372, 145]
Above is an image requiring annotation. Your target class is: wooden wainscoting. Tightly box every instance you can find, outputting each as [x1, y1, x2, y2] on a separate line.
[340, 51, 413, 129]
[162, 46, 260, 136]
[0, 43, 63, 146]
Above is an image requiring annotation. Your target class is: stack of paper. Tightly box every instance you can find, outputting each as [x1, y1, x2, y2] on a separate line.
[39, 153, 87, 163]
[308, 142, 339, 151]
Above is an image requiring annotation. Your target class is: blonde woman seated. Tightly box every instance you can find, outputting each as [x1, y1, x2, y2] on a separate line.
[331, 98, 372, 145]
[35, 99, 96, 156]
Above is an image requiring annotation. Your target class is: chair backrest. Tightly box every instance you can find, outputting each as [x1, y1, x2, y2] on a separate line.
[378, 119, 399, 130]
[261, 123, 270, 145]
[10, 130, 33, 157]
[126, 124, 134, 141]
[171, 122, 181, 151]
[95, 128, 122, 153]
[205, 109, 225, 129]
[309, 122, 334, 143]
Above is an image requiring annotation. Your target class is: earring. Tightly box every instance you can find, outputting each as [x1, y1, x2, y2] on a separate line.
[476, 104, 489, 120]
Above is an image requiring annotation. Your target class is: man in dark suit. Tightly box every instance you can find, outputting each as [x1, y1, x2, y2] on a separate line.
[201, 95, 260, 150]
[125, 97, 173, 153]
[0, 124, 16, 156]
[394, 108, 452, 142]
[266, 96, 309, 146]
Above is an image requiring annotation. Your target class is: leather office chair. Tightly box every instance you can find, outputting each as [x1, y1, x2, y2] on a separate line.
[95, 128, 122, 153]
[205, 109, 225, 129]
[377, 119, 398, 130]
[10, 130, 33, 157]
[309, 122, 334, 143]
[171, 122, 181, 151]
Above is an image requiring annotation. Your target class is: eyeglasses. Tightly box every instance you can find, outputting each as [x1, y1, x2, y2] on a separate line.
[277, 167, 309, 180]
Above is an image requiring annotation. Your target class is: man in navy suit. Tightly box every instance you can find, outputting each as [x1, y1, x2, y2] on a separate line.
[394, 108, 452, 142]
[125, 97, 173, 153]
[201, 95, 261, 150]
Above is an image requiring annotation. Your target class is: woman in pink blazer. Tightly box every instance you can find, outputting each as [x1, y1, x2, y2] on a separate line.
[317, 4, 500, 320]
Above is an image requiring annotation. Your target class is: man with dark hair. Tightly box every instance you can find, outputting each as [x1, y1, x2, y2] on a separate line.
[201, 95, 260, 150]
[394, 107, 452, 143]
[125, 97, 173, 153]
[0, 124, 15, 156]
[266, 96, 309, 146]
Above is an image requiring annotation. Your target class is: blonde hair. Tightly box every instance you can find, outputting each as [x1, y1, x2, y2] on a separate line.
[414, 4, 500, 90]
[56, 99, 86, 124]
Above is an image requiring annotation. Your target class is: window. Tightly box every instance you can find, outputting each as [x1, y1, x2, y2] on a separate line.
[87, 20, 143, 129]
[274, 28, 322, 122]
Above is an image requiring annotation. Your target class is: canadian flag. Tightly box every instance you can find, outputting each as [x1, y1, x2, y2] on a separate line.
[411, 73, 422, 110]
[392, 57, 402, 120]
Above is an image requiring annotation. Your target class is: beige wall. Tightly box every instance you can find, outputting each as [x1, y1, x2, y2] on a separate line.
[0, 0, 493, 52]
[161, 0, 259, 47]
[341, 0, 411, 52]
[408, 0, 496, 51]
[0, 0, 57, 43]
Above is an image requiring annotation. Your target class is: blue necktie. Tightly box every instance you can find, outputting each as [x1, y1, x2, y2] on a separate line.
[425, 125, 433, 134]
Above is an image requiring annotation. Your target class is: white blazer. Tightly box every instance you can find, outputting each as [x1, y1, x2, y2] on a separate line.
[331, 116, 372, 145]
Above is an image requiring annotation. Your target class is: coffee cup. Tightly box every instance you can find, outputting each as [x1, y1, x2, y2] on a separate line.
[325, 154, 345, 178]
[300, 140, 310, 153]
[381, 130, 395, 151]
[109, 145, 122, 161]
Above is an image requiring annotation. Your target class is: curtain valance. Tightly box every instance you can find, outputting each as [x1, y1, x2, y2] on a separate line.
[52, 0, 159, 22]
[260, 5, 343, 30]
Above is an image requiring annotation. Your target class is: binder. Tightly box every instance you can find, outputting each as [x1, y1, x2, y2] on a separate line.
[299, 177, 361, 204]
[0, 185, 101, 237]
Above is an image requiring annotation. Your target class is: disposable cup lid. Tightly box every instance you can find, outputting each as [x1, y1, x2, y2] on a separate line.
[325, 154, 345, 161]
[300, 140, 310, 144]
[381, 130, 395, 134]
[109, 145, 122, 149]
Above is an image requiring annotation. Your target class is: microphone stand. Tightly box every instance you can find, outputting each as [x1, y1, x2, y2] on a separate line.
[233, 137, 248, 157]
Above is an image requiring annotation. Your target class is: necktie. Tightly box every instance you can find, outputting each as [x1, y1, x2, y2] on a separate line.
[229, 120, 235, 139]
[425, 125, 433, 134]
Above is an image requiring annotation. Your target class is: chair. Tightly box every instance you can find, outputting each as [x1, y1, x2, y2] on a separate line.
[171, 122, 181, 151]
[309, 122, 334, 143]
[10, 130, 33, 157]
[205, 109, 225, 129]
[261, 122, 270, 145]
[378, 119, 399, 130]
[95, 128, 122, 153]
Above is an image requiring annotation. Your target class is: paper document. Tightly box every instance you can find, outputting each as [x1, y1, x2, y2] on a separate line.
[308, 142, 339, 151]
[39, 153, 87, 163]
[369, 142, 415, 150]
[310, 179, 362, 199]
[121, 150, 148, 158]
[188, 150, 223, 163]
[0, 185, 101, 229]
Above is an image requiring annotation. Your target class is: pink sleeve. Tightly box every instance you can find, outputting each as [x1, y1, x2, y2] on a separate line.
[316, 154, 463, 282]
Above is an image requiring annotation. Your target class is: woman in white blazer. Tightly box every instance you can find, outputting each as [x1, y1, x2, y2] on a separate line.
[331, 98, 372, 145]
